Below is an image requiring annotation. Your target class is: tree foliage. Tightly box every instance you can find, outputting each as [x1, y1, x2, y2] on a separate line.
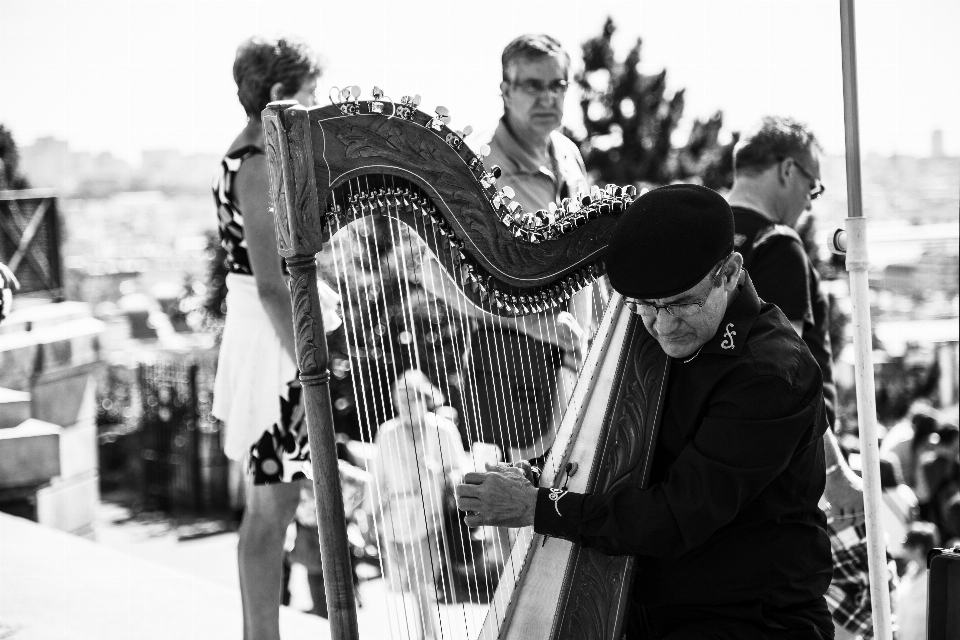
[0, 125, 32, 191]
[574, 18, 735, 191]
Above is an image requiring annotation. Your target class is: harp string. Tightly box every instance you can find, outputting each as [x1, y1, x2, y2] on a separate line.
[352, 175, 434, 640]
[401, 193, 506, 634]
[387, 174, 489, 634]
[328, 186, 412, 638]
[384, 175, 513, 638]
[380, 176, 464, 638]
[355, 173, 440, 638]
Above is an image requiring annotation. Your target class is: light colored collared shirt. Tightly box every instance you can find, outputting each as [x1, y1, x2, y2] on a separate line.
[474, 118, 589, 215]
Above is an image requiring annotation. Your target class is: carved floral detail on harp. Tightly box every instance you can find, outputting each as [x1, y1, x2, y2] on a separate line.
[560, 553, 627, 640]
[326, 86, 639, 246]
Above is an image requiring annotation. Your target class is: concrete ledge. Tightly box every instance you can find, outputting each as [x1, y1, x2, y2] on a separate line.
[36, 470, 100, 534]
[0, 387, 31, 429]
[0, 419, 60, 488]
[0, 316, 105, 388]
[0, 301, 95, 336]
[0, 512, 329, 640]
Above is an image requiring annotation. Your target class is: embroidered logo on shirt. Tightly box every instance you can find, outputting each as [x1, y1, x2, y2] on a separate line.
[548, 488, 568, 516]
[720, 323, 737, 350]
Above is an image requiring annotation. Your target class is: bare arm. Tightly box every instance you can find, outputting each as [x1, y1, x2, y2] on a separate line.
[234, 154, 297, 363]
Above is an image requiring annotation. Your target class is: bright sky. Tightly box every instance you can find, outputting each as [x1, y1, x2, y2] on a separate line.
[1, 0, 957, 162]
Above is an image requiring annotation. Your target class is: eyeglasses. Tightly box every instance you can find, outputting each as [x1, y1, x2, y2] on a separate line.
[512, 78, 569, 98]
[783, 157, 825, 200]
[626, 258, 729, 319]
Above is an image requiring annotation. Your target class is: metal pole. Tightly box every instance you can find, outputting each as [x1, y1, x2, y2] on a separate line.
[838, 1, 893, 639]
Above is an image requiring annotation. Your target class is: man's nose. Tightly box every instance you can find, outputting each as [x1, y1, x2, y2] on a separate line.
[652, 308, 681, 333]
[536, 91, 561, 106]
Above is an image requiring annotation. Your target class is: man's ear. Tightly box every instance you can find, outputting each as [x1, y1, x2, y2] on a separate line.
[724, 253, 744, 291]
[269, 81, 286, 102]
[776, 157, 793, 186]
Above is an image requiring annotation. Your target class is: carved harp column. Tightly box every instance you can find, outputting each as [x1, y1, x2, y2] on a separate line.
[262, 101, 360, 640]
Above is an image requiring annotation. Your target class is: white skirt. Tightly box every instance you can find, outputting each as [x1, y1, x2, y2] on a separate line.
[213, 273, 298, 461]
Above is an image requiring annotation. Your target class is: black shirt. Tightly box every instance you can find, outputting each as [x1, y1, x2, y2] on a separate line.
[732, 206, 836, 428]
[534, 274, 832, 616]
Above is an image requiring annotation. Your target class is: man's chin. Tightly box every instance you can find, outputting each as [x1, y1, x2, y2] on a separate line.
[657, 338, 698, 359]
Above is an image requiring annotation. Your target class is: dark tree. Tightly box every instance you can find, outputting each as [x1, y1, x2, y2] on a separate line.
[0, 125, 32, 191]
[574, 18, 734, 191]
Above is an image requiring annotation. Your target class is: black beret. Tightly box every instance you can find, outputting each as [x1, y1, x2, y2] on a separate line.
[606, 184, 734, 299]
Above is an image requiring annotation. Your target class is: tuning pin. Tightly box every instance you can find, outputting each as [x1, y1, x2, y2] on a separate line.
[479, 144, 491, 158]
[370, 86, 386, 114]
[548, 202, 557, 215]
[480, 165, 501, 190]
[500, 185, 515, 199]
[430, 106, 451, 131]
[351, 85, 361, 99]
[624, 185, 637, 197]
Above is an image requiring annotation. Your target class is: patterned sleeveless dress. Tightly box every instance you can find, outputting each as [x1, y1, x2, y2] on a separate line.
[213, 144, 309, 485]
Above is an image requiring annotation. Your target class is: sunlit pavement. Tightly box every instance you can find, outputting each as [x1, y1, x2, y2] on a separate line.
[0, 504, 491, 639]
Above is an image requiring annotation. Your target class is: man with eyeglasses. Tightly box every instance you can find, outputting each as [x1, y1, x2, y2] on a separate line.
[727, 118, 880, 640]
[458, 184, 834, 638]
[462, 33, 592, 462]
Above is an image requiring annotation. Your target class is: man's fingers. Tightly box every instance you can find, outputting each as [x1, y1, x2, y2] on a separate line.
[456, 483, 480, 499]
[456, 496, 482, 512]
[462, 471, 487, 485]
[464, 514, 487, 528]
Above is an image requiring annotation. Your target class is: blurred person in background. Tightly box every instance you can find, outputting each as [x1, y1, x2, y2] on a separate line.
[210, 35, 322, 640]
[916, 421, 960, 543]
[881, 403, 941, 491]
[281, 434, 369, 617]
[895, 521, 940, 640]
[726, 117, 889, 640]
[0, 260, 18, 323]
[369, 370, 465, 640]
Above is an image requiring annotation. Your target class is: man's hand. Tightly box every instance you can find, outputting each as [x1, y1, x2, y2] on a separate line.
[824, 467, 865, 529]
[455, 462, 538, 528]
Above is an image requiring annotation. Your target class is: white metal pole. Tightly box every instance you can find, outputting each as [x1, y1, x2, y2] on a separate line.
[838, 1, 893, 639]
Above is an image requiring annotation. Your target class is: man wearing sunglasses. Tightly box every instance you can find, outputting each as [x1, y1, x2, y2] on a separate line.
[458, 184, 834, 638]
[727, 117, 878, 640]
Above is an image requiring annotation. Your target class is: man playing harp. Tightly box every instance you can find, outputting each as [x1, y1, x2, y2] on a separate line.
[458, 186, 834, 639]
[425, 34, 594, 463]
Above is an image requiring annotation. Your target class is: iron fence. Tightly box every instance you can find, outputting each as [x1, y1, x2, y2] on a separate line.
[136, 353, 230, 514]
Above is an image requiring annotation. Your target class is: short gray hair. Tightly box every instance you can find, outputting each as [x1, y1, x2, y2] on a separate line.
[501, 34, 570, 83]
[733, 116, 821, 176]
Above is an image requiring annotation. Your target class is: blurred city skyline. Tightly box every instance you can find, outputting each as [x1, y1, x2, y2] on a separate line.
[1, 0, 959, 163]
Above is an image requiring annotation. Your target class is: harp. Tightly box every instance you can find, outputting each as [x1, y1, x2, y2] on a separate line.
[262, 91, 669, 640]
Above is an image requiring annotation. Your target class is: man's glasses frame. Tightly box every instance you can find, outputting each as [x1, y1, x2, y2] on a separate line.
[511, 78, 569, 98]
[626, 256, 730, 319]
[781, 156, 825, 200]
